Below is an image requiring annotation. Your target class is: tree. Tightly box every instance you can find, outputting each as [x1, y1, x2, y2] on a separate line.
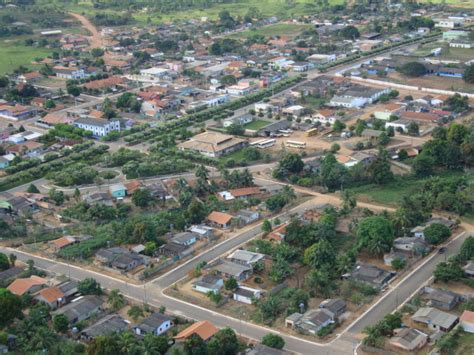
[424, 223, 451, 245]
[399, 62, 427, 77]
[341, 25, 360, 40]
[332, 120, 346, 132]
[143, 333, 169, 354]
[208, 328, 239, 355]
[0, 288, 23, 327]
[304, 239, 336, 270]
[261, 333, 285, 349]
[108, 289, 125, 311]
[0, 253, 9, 271]
[224, 277, 238, 291]
[91, 48, 104, 57]
[78, 278, 102, 295]
[274, 152, 304, 176]
[9, 253, 16, 267]
[434, 262, 465, 283]
[87, 335, 120, 355]
[330, 143, 341, 153]
[27, 183, 40, 193]
[184, 333, 207, 355]
[127, 305, 144, 322]
[341, 190, 356, 213]
[226, 124, 244, 135]
[463, 64, 474, 84]
[407, 121, 419, 136]
[48, 188, 65, 206]
[459, 236, 474, 261]
[53, 314, 69, 333]
[357, 216, 394, 256]
[269, 256, 293, 283]
[391, 257, 406, 271]
[207, 291, 223, 305]
[368, 148, 394, 184]
[262, 219, 272, 233]
[132, 188, 153, 207]
[413, 153, 435, 177]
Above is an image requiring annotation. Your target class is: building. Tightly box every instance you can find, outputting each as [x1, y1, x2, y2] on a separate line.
[247, 344, 291, 355]
[188, 225, 214, 239]
[81, 314, 128, 341]
[53, 66, 86, 80]
[285, 308, 334, 335]
[218, 187, 261, 201]
[222, 113, 253, 128]
[50, 236, 78, 251]
[411, 307, 459, 332]
[460, 310, 474, 333]
[267, 223, 288, 243]
[74, 117, 120, 138]
[421, 287, 461, 311]
[109, 183, 127, 198]
[330, 86, 390, 108]
[158, 242, 190, 258]
[394, 237, 430, 254]
[7, 276, 47, 296]
[233, 286, 262, 304]
[179, 131, 247, 158]
[134, 312, 173, 336]
[385, 118, 411, 133]
[0, 104, 37, 121]
[346, 264, 395, 289]
[212, 260, 253, 281]
[193, 274, 224, 294]
[95, 247, 145, 271]
[174, 320, 218, 342]
[34, 286, 65, 310]
[227, 250, 264, 267]
[389, 328, 428, 351]
[319, 299, 347, 320]
[207, 211, 234, 229]
[464, 261, 474, 277]
[235, 209, 260, 225]
[53, 295, 103, 323]
[170, 232, 198, 247]
[0, 267, 24, 284]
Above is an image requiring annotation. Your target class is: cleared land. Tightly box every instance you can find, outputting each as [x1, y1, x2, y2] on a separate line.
[229, 23, 312, 39]
[0, 41, 51, 75]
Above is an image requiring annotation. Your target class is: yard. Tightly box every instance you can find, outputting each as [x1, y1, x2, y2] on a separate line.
[244, 119, 271, 130]
[0, 41, 51, 75]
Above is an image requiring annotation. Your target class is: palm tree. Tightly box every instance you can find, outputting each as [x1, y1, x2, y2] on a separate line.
[108, 289, 125, 311]
[9, 253, 17, 267]
[27, 327, 57, 352]
[117, 332, 137, 354]
[282, 185, 296, 202]
[128, 305, 144, 322]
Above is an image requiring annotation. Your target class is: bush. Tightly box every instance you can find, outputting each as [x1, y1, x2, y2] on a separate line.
[424, 223, 451, 245]
[261, 333, 285, 349]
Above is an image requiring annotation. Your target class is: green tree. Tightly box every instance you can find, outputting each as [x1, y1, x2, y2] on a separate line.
[413, 153, 435, 177]
[341, 25, 360, 40]
[463, 64, 474, 84]
[357, 216, 394, 256]
[132, 188, 153, 207]
[207, 328, 239, 355]
[368, 148, 394, 184]
[127, 305, 144, 322]
[0, 253, 9, 271]
[143, 333, 169, 354]
[108, 289, 125, 311]
[9, 253, 16, 267]
[87, 335, 120, 355]
[27, 183, 40, 193]
[261, 333, 285, 349]
[184, 333, 207, 355]
[224, 277, 238, 291]
[262, 219, 272, 233]
[399, 62, 427, 77]
[78, 278, 102, 295]
[332, 120, 346, 132]
[53, 314, 69, 333]
[407, 121, 419, 136]
[423, 223, 451, 245]
[391, 257, 406, 271]
[304, 239, 336, 269]
[0, 288, 23, 327]
[459, 236, 474, 261]
[434, 262, 465, 283]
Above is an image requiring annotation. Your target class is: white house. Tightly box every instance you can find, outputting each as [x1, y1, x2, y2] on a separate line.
[140, 67, 170, 79]
[223, 113, 253, 128]
[134, 313, 173, 336]
[74, 117, 120, 137]
[53, 66, 86, 80]
[385, 118, 411, 133]
[192, 275, 224, 294]
[460, 311, 474, 333]
[233, 286, 261, 304]
[329, 95, 367, 108]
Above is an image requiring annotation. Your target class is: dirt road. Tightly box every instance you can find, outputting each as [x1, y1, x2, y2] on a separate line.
[68, 12, 103, 49]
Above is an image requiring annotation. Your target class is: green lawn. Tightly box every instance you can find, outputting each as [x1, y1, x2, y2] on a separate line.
[0, 42, 51, 75]
[230, 23, 312, 39]
[348, 171, 470, 206]
[244, 119, 271, 130]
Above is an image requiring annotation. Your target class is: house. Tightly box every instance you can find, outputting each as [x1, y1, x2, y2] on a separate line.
[74, 117, 120, 138]
[81, 314, 128, 341]
[385, 118, 411, 133]
[34, 286, 65, 310]
[0, 104, 37, 121]
[124, 180, 141, 195]
[410, 218, 457, 238]
[212, 260, 253, 281]
[57, 280, 79, 302]
[50, 236, 78, 251]
[291, 61, 314, 72]
[235, 210, 260, 225]
[463, 261, 474, 277]
[179, 131, 247, 158]
[218, 187, 261, 201]
[53, 66, 86, 80]
[319, 299, 347, 320]
[330, 86, 390, 108]
[134, 312, 173, 336]
[460, 310, 474, 333]
[412, 307, 459, 332]
[227, 250, 264, 267]
[193, 274, 224, 294]
[53, 295, 103, 323]
[233, 286, 261, 304]
[158, 243, 191, 259]
[188, 225, 214, 239]
[0, 196, 37, 216]
[82, 192, 114, 206]
[267, 223, 288, 243]
[174, 320, 218, 342]
[147, 183, 170, 200]
[247, 344, 291, 355]
[207, 211, 234, 229]
[95, 247, 145, 271]
[394, 237, 430, 254]
[170, 232, 198, 247]
[384, 251, 408, 266]
[0, 156, 10, 169]
[0, 267, 24, 284]
[389, 328, 428, 351]
[7, 276, 47, 296]
[346, 264, 395, 289]
[350, 151, 376, 166]
[109, 183, 127, 198]
[223, 113, 253, 128]
[285, 308, 334, 335]
[421, 287, 461, 311]
[311, 109, 336, 125]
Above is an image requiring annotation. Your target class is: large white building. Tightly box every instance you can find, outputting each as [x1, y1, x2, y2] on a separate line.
[74, 117, 120, 137]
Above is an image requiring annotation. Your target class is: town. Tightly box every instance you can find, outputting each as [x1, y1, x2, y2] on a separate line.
[0, 0, 473, 354]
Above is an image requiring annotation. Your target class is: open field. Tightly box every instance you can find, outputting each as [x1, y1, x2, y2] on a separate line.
[0, 41, 51, 75]
[244, 119, 271, 130]
[229, 23, 312, 39]
[348, 170, 471, 206]
[383, 72, 474, 94]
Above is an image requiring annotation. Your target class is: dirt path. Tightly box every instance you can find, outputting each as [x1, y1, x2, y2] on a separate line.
[68, 12, 103, 49]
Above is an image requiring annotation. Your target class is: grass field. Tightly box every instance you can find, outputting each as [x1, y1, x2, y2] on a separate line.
[348, 171, 470, 206]
[0, 41, 51, 75]
[244, 119, 271, 130]
[454, 331, 474, 354]
[230, 23, 312, 39]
